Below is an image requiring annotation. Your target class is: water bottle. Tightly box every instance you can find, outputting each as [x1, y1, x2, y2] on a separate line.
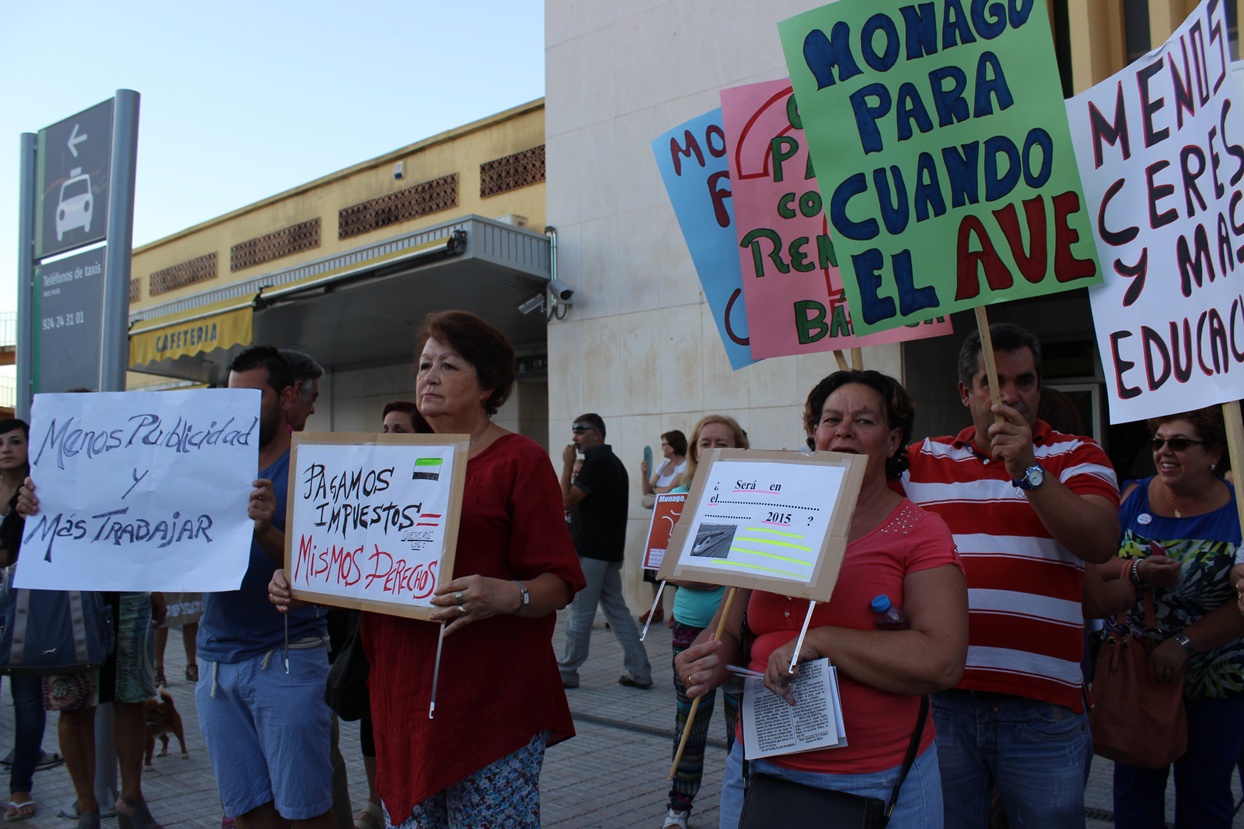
[872, 594, 910, 631]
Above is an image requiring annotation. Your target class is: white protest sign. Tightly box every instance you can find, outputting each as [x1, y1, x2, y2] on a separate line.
[15, 390, 258, 591]
[1066, 0, 1244, 424]
[285, 433, 467, 621]
[656, 449, 865, 602]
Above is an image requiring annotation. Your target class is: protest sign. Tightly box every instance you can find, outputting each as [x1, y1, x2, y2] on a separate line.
[15, 390, 258, 591]
[655, 449, 864, 602]
[653, 109, 757, 369]
[285, 433, 467, 620]
[720, 78, 953, 359]
[641, 492, 687, 571]
[778, 0, 1101, 336]
[1067, 0, 1244, 423]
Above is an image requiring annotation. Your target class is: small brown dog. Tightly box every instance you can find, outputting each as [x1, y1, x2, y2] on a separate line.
[143, 689, 188, 767]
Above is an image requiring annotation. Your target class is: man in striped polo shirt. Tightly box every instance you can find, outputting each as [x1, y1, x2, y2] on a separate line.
[901, 323, 1120, 828]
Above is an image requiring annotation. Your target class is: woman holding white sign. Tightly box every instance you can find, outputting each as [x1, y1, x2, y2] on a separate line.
[675, 370, 968, 829]
[660, 415, 747, 829]
[273, 311, 585, 829]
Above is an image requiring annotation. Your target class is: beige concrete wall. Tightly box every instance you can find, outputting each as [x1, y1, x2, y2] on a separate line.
[544, 0, 903, 612]
[129, 102, 547, 311]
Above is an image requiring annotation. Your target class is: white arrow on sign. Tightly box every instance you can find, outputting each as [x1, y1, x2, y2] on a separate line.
[67, 123, 87, 158]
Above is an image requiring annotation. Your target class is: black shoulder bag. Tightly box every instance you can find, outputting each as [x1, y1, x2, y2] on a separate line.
[738, 696, 929, 829]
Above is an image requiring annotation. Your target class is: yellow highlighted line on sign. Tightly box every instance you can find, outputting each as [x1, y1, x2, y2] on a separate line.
[735, 536, 813, 552]
[745, 527, 803, 538]
[714, 559, 804, 578]
[729, 547, 811, 566]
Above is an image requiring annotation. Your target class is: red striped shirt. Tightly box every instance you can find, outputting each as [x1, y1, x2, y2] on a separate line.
[901, 421, 1119, 711]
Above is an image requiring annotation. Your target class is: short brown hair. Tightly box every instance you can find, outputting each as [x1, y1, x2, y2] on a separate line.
[804, 370, 915, 480]
[382, 400, 431, 433]
[1147, 406, 1230, 474]
[662, 430, 688, 456]
[415, 311, 516, 416]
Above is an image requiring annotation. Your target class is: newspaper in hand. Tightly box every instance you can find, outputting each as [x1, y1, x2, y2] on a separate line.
[741, 657, 847, 760]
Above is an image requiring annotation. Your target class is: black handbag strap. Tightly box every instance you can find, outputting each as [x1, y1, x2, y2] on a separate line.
[883, 695, 930, 822]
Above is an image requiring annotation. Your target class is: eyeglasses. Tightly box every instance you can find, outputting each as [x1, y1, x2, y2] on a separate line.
[571, 424, 596, 433]
[1151, 436, 1204, 452]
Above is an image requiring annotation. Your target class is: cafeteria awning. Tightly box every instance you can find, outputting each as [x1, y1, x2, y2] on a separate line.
[128, 302, 253, 384]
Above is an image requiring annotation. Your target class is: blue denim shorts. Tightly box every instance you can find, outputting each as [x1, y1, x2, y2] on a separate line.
[196, 645, 333, 820]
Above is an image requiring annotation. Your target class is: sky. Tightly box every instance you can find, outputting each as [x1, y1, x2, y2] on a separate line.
[0, 0, 546, 315]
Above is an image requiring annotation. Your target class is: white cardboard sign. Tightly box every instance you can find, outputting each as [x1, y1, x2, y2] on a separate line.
[15, 390, 258, 591]
[1067, 0, 1244, 423]
[285, 433, 467, 620]
[655, 449, 865, 602]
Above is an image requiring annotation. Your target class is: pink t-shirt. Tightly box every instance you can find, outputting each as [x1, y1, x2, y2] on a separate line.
[746, 499, 961, 773]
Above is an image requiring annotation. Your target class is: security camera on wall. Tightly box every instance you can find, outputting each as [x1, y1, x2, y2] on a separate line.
[394, 161, 405, 180]
[549, 278, 574, 304]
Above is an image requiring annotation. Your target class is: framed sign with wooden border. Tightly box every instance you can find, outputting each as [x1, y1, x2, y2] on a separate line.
[655, 449, 866, 602]
[284, 432, 468, 620]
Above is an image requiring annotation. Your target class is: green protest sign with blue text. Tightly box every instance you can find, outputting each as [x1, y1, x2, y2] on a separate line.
[778, 0, 1101, 334]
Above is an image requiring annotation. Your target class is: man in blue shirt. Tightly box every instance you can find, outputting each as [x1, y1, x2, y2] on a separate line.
[196, 346, 334, 829]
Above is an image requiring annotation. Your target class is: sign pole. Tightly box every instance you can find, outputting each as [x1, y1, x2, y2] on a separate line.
[15, 134, 36, 420]
[1222, 401, 1244, 535]
[99, 90, 140, 392]
[973, 307, 1005, 423]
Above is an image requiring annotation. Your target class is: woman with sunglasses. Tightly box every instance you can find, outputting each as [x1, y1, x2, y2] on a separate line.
[1092, 406, 1242, 828]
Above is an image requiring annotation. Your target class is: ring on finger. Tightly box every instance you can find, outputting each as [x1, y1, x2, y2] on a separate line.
[455, 591, 464, 604]
[457, 604, 467, 616]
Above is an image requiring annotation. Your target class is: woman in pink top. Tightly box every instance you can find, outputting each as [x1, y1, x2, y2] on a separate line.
[676, 370, 969, 829]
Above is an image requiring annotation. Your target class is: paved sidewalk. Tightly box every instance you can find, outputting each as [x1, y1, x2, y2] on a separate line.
[0, 611, 1237, 828]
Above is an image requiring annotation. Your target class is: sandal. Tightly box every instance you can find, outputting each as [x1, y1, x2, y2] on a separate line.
[185, 664, 199, 683]
[4, 798, 35, 823]
[354, 801, 383, 829]
[153, 668, 166, 688]
[115, 797, 162, 829]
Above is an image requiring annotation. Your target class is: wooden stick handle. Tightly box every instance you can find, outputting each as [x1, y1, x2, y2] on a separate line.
[973, 306, 1004, 423]
[1223, 401, 1244, 537]
[669, 586, 739, 779]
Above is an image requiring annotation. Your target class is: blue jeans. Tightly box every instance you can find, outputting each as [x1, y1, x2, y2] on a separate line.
[717, 740, 943, 829]
[1113, 693, 1244, 829]
[557, 557, 651, 684]
[8, 675, 44, 795]
[933, 689, 1089, 829]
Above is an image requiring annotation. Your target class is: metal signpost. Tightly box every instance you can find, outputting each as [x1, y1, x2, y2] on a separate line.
[16, 90, 139, 417]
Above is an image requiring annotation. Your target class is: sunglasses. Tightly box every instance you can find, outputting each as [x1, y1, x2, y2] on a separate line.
[572, 424, 596, 433]
[1150, 436, 1203, 452]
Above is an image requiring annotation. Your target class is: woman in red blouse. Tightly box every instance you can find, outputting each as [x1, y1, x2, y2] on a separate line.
[272, 311, 584, 828]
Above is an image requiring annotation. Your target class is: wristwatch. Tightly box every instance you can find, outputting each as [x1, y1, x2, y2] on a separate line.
[513, 580, 530, 614]
[1012, 463, 1045, 492]
[1174, 632, 1196, 655]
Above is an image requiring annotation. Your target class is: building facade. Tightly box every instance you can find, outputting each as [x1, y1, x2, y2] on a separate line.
[127, 100, 553, 440]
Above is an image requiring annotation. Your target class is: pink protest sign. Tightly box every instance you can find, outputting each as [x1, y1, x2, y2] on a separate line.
[720, 79, 951, 360]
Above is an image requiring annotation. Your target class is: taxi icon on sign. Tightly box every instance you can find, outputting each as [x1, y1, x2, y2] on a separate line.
[55, 167, 92, 241]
